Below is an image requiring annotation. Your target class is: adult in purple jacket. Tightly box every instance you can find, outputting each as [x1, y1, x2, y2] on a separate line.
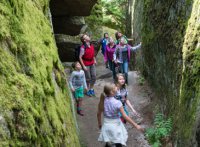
[104, 37, 117, 80]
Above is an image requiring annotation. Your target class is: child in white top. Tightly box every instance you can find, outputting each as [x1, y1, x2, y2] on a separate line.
[115, 73, 141, 123]
[97, 83, 143, 147]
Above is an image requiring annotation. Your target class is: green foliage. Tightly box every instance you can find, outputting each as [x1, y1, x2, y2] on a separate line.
[145, 113, 172, 147]
[138, 76, 145, 85]
[85, 0, 103, 40]
[101, 0, 126, 32]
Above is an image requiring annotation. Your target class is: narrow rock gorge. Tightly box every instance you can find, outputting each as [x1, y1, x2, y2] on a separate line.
[127, 0, 200, 146]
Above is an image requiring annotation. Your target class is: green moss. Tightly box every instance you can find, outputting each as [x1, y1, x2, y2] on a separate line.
[0, 0, 80, 146]
[139, 0, 199, 145]
[177, 0, 200, 144]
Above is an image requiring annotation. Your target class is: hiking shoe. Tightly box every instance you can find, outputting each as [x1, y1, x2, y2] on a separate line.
[90, 89, 95, 96]
[86, 90, 92, 97]
[77, 110, 84, 116]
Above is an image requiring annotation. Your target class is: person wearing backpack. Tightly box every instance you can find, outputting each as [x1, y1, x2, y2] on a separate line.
[99, 33, 109, 55]
[79, 34, 97, 97]
[99, 33, 109, 68]
[113, 37, 142, 84]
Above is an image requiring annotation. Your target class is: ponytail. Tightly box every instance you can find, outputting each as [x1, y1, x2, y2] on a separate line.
[98, 93, 105, 112]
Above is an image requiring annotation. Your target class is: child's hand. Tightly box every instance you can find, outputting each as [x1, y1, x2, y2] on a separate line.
[136, 125, 145, 133]
[83, 66, 87, 71]
[85, 88, 88, 91]
[94, 60, 97, 65]
[71, 88, 75, 92]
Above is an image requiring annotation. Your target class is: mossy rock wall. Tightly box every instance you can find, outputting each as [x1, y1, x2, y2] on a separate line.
[178, 0, 200, 146]
[127, 0, 200, 146]
[0, 0, 80, 146]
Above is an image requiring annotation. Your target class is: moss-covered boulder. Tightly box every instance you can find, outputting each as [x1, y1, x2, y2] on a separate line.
[0, 0, 80, 146]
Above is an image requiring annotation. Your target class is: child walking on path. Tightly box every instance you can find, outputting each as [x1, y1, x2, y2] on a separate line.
[115, 73, 141, 124]
[69, 61, 88, 116]
[113, 37, 142, 84]
[79, 34, 97, 97]
[97, 83, 144, 147]
[104, 37, 117, 80]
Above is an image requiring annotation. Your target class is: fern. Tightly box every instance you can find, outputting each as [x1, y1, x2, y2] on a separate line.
[145, 113, 172, 147]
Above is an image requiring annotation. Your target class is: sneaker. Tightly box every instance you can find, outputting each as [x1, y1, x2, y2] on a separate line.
[86, 90, 92, 97]
[77, 110, 84, 116]
[90, 89, 95, 96]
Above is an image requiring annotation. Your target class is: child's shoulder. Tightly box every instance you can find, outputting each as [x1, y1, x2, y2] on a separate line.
[80, 69, 85, 73]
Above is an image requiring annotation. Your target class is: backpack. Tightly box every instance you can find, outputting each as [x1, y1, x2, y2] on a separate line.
[74, 44, 87, 61]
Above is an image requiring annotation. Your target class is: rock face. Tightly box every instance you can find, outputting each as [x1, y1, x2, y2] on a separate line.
[50, 0, 97, 36]
[55, 35, 80, 62]
[50, 0, 98, 62]
[127, 0, 200, 146]
[52, 16, 85, 36]
[0, 1, 80, 146]
[55, 35, 100, 62]
[50, 0, 97, 16]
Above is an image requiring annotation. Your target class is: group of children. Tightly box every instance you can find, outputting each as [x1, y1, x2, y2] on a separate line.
[100, 32, 141, 83]
[69, 32, 144, 146]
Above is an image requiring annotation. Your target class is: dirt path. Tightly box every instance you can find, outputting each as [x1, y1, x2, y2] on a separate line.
[75, 56, 156, 147]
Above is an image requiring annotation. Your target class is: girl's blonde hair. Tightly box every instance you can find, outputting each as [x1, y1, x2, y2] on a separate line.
[98, 83, 116, 111]
[115, 73, 126, 89]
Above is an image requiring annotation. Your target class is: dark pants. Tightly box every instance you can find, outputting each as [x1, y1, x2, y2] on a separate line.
[105, 143, 122, 147]
[108, 60, 116, 80]
[119, 61, 129, 84]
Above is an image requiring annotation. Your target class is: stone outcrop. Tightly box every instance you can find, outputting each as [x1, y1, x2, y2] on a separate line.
[127, 0, 200, 146]
[50, 0, 97, 36]
[55, 35, 100, 62]
[55, 35, 80, 62]
[50, 0, 98, 62]
[52, 16, 85, 36]
[50, 0, 97, 16]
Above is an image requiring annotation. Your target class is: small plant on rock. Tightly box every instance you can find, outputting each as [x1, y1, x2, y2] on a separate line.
[138, 76, 145, 85]
[145, 113, 172, 147]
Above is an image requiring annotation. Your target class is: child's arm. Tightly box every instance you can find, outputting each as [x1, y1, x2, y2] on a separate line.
[82, 71, 88, 90]
[69, 72, 75, 92]
[126, 100, 141, 117]
[130, 42, 142, 51]
[119, 107, 144, 132]
[94, 56, 97, 65]
[79, 47, 87, 71]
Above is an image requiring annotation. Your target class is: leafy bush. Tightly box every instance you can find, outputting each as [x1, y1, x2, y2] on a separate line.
[145, 113, 172, 147]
